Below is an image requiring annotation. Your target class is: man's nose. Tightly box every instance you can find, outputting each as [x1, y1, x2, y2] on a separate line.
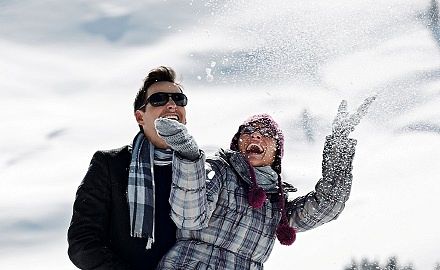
[166, 98, 177, 110]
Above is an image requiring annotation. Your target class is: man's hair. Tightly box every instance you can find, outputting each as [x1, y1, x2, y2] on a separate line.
[134, 66, 183, 132]
[133, 66, 180, 112]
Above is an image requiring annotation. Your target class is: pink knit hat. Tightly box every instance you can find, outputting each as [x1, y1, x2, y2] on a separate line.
[230, 114, 296, 245]
[230, 114, 284, 174]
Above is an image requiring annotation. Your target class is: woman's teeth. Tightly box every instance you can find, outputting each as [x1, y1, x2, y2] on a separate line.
[246, 143, 263, 154]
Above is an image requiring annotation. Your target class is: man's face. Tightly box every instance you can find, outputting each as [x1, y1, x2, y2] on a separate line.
[238, 123, 277, 167]
[135, 81, 187, 149]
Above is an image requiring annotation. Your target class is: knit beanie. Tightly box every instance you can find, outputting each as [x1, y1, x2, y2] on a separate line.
[230, 114, 296, 245]
[230, 114, 284, 174]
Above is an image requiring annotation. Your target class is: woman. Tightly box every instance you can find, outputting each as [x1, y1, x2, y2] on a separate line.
[154, 97, 375, 270]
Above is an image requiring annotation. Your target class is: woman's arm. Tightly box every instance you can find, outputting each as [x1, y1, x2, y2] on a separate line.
[154, 117, 226, 230]
[286, 135, 356, 232]
[286, 97, 374, 232]
[169, 153, 225, 230]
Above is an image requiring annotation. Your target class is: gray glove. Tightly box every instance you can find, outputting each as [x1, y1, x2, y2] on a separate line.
[332, 96, 376, 138]
[154, 118, 200, 160]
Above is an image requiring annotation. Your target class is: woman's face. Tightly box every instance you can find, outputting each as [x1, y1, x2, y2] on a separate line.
[238, 124, 277, 167]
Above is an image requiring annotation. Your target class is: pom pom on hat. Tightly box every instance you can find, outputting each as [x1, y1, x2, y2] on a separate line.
[248, 186, 267, 209]
[246, 158, 267, 209]
[245, 157, 297, 245]
[276, 221, 296, 245]
[275, 176, 296, 246]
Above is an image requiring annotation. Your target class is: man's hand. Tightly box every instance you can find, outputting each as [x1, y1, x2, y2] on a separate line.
[332, 96, 376, 138]
[154, 118, 200, 160]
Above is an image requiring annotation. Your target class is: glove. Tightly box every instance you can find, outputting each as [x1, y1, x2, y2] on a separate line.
[332, 96, 376, 138]
[154, 118, 200, 160]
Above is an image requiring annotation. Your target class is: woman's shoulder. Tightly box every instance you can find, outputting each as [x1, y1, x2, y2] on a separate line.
[207, 149, 246, 168]
[206, 148, 231, 165]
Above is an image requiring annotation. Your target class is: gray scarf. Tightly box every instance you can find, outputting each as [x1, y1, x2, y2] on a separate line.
[153, 148, 173, 166]
[128, 132, 172, 249]
[254, 166, 278, 191]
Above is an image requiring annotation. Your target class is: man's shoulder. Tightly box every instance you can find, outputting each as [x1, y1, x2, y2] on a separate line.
[102, 145, 131, 155]
[93, 145, 132, 161]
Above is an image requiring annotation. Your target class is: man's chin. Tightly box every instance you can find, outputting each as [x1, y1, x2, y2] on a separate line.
[146, 133, 169, 149]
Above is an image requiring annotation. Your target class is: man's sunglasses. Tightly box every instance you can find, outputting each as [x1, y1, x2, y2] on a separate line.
[241, 125, 276, 138]
[138, 92, 188, 109]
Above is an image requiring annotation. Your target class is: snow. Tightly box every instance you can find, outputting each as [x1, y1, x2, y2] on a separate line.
[1, 0, 439, 269]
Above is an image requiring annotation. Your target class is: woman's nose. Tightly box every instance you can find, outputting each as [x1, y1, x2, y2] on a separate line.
[251, 132, 262, 140]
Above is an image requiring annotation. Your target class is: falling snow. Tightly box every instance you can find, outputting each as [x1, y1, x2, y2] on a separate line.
[0, 0, 439, 270]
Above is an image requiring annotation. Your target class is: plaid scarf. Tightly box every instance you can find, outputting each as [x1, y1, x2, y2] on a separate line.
[153, 148, 173, 166]
[128, 132, 155, 248]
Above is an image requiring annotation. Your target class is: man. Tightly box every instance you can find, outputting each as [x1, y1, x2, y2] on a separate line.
[68, 66, 188, 270]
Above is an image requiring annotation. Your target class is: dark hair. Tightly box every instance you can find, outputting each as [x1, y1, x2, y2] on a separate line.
[134, 66, 182, 132]
[133, 66, 181, 112]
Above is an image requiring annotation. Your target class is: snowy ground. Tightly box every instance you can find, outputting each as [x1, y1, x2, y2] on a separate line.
[1, 0, 439, 269]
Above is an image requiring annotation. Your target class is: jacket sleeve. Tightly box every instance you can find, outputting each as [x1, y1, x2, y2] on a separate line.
[67, 151, 130, 270]
[286, 135, 357, 232]
[169, 152, 224, 230]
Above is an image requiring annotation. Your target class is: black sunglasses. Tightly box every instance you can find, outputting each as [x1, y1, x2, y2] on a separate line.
[138, 92, 188, 109]
[241, 125, 276, 138]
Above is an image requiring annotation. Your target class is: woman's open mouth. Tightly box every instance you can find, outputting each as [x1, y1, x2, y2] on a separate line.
[246, 143, 264, 154]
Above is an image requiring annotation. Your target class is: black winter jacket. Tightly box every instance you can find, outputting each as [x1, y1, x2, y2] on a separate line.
[68, 146, 177, 270]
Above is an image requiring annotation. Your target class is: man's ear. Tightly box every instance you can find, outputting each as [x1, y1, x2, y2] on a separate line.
[134, 110, 145, 125]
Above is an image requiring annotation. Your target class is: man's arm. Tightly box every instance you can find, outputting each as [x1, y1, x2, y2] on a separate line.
[68, 151, 130, 270]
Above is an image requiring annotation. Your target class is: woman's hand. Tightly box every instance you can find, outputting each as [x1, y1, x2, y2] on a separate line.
[332, 96, 376, 138]
[155, 118, 200, 160]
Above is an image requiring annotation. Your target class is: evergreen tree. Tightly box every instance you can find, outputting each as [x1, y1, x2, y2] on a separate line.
[343, 256, 416, 270]
[385, 257, 398, 270]
[300, 109, 315, 143]
[344, 259, 359, 270]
